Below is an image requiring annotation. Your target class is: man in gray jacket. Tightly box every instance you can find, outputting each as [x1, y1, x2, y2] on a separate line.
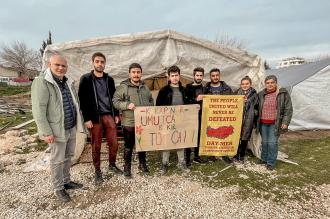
[31, 55, 83, 203]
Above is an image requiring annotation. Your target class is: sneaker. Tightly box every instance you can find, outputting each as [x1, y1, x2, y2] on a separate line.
[138, 163, 149, 173]
[55, 189, 71, 203]
[109, 164, 123, 175]
[160, 164, 168, 175]
[94, 170, 104, 185]
[64, 181, 83, 190]
[266, 164, 275, 171]
[193, 157, 205, 164]
[178, 163, 190, 173]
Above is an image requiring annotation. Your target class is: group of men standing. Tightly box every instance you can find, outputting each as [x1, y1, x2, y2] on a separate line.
[31, 52, 292, 203]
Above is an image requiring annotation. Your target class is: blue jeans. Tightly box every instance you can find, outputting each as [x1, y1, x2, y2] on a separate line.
[260, 124, 278, 167]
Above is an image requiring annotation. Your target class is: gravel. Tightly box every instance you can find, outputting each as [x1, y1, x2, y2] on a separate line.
[0, 152, 329, 219]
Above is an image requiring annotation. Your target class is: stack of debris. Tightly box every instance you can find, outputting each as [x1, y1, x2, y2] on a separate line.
[0, 129, 39, 154]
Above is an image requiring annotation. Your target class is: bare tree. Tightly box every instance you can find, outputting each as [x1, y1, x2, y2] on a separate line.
[0, 41, 40, 77]
[308, 53, 330, 63]
[215, 33, 247, 50]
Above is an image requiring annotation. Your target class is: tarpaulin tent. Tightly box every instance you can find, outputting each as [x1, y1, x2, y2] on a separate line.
[42, 29, 265, 163]
[266, 58, 330, 131]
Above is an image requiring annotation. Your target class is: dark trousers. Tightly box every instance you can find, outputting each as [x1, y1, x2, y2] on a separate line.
[235, 140, 248, 159]
[185, 114, 202, 161]
[90, 115, 118, 171]
[123, 126, 146, 166]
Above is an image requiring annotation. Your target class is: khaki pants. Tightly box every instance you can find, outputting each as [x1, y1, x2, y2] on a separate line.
[49, 126, 76, 191]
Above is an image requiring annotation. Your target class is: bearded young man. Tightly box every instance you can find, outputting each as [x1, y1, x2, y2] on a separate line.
[184, 67, 206, 166]
[78, 52, 122, 184]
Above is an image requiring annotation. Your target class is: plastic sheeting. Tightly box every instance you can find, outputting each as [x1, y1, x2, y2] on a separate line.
[42, 29, 265, 163]
[267, 59, 330, 131]
[289, 65, 330, 130]
[43, 29, 264, 89]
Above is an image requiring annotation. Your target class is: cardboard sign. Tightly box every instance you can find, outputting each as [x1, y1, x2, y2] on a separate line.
[134, 105, 199, 151]
[199, 95, 244, 156]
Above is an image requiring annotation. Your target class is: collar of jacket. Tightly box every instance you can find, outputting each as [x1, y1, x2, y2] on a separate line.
[44, 68, 73, 86]
[121, 78, 146, 88]
[90, 70, 109, 79]
[167, 81, 184, 89]
[186, 82, 203, 88]
[205, 81, 228, 88]
[261, 86, 285, 96]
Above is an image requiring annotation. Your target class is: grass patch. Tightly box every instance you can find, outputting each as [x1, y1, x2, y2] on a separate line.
[0, 112, 33, 133]
[143, 137, 330, 202]
[0, 84, 31, 97]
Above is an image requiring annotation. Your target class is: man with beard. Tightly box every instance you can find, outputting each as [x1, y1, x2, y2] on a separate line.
[78, 52, 122, 184]
[204, 68, 233, 95]
[204, 68, 233, 163]
[184, 67, 206, 166]
[113, 63, 154, 178]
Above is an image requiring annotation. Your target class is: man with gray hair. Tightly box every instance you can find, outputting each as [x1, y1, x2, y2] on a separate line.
[31, 54, 84, 203]
[256, 75, 293, 170]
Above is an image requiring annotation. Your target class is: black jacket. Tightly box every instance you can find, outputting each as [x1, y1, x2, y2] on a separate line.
[156, 82, 189, 106]
[234, 87, 259, 140]
[204, 81, 233, 95]
[78, 71, 119, 124]
[185, 83, 204, 105]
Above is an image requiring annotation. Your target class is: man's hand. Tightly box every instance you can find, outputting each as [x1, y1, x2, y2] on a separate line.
[115, 116, 120, 124]
[128, 103, 136, 110]
[44, 135, 55, 144]
[281, 124, 288, 129]
[196, 95, 204, 101]
[84, 120, 93, 129]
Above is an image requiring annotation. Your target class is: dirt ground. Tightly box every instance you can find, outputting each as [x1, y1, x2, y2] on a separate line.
[280, 129, 330, 141]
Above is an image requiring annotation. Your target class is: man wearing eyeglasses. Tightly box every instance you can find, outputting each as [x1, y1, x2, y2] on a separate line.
[31, 54, 84, 203]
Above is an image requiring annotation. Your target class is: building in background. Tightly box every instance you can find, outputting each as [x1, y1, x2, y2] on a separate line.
[276, 57, 306, 69]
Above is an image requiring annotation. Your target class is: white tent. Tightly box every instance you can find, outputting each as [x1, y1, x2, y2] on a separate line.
[42, 29, 265, 163]
[266, 58, 330, 131]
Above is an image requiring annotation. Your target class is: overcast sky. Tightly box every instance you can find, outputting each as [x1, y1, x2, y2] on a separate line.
[0, 0, 329, 67]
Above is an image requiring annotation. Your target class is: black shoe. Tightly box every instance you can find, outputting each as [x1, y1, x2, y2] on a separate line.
[193, 157, 205, 164]
[94, 170, 104, 185]
[160, 164, 168, 175]
[55, 189, 71, 203]
[186, 160, 192, 167]
[222, 156, 233, 164]
[266, 164, 275, 171]
[257, 160, 267, 165]
[64, 181, 83, 190]
[239, 157, 245, 164]
[138, 163, 149, 173]
[208, 156, 217, 162]
[109, 164, 123, 175]
[123, 164, 132, 178]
